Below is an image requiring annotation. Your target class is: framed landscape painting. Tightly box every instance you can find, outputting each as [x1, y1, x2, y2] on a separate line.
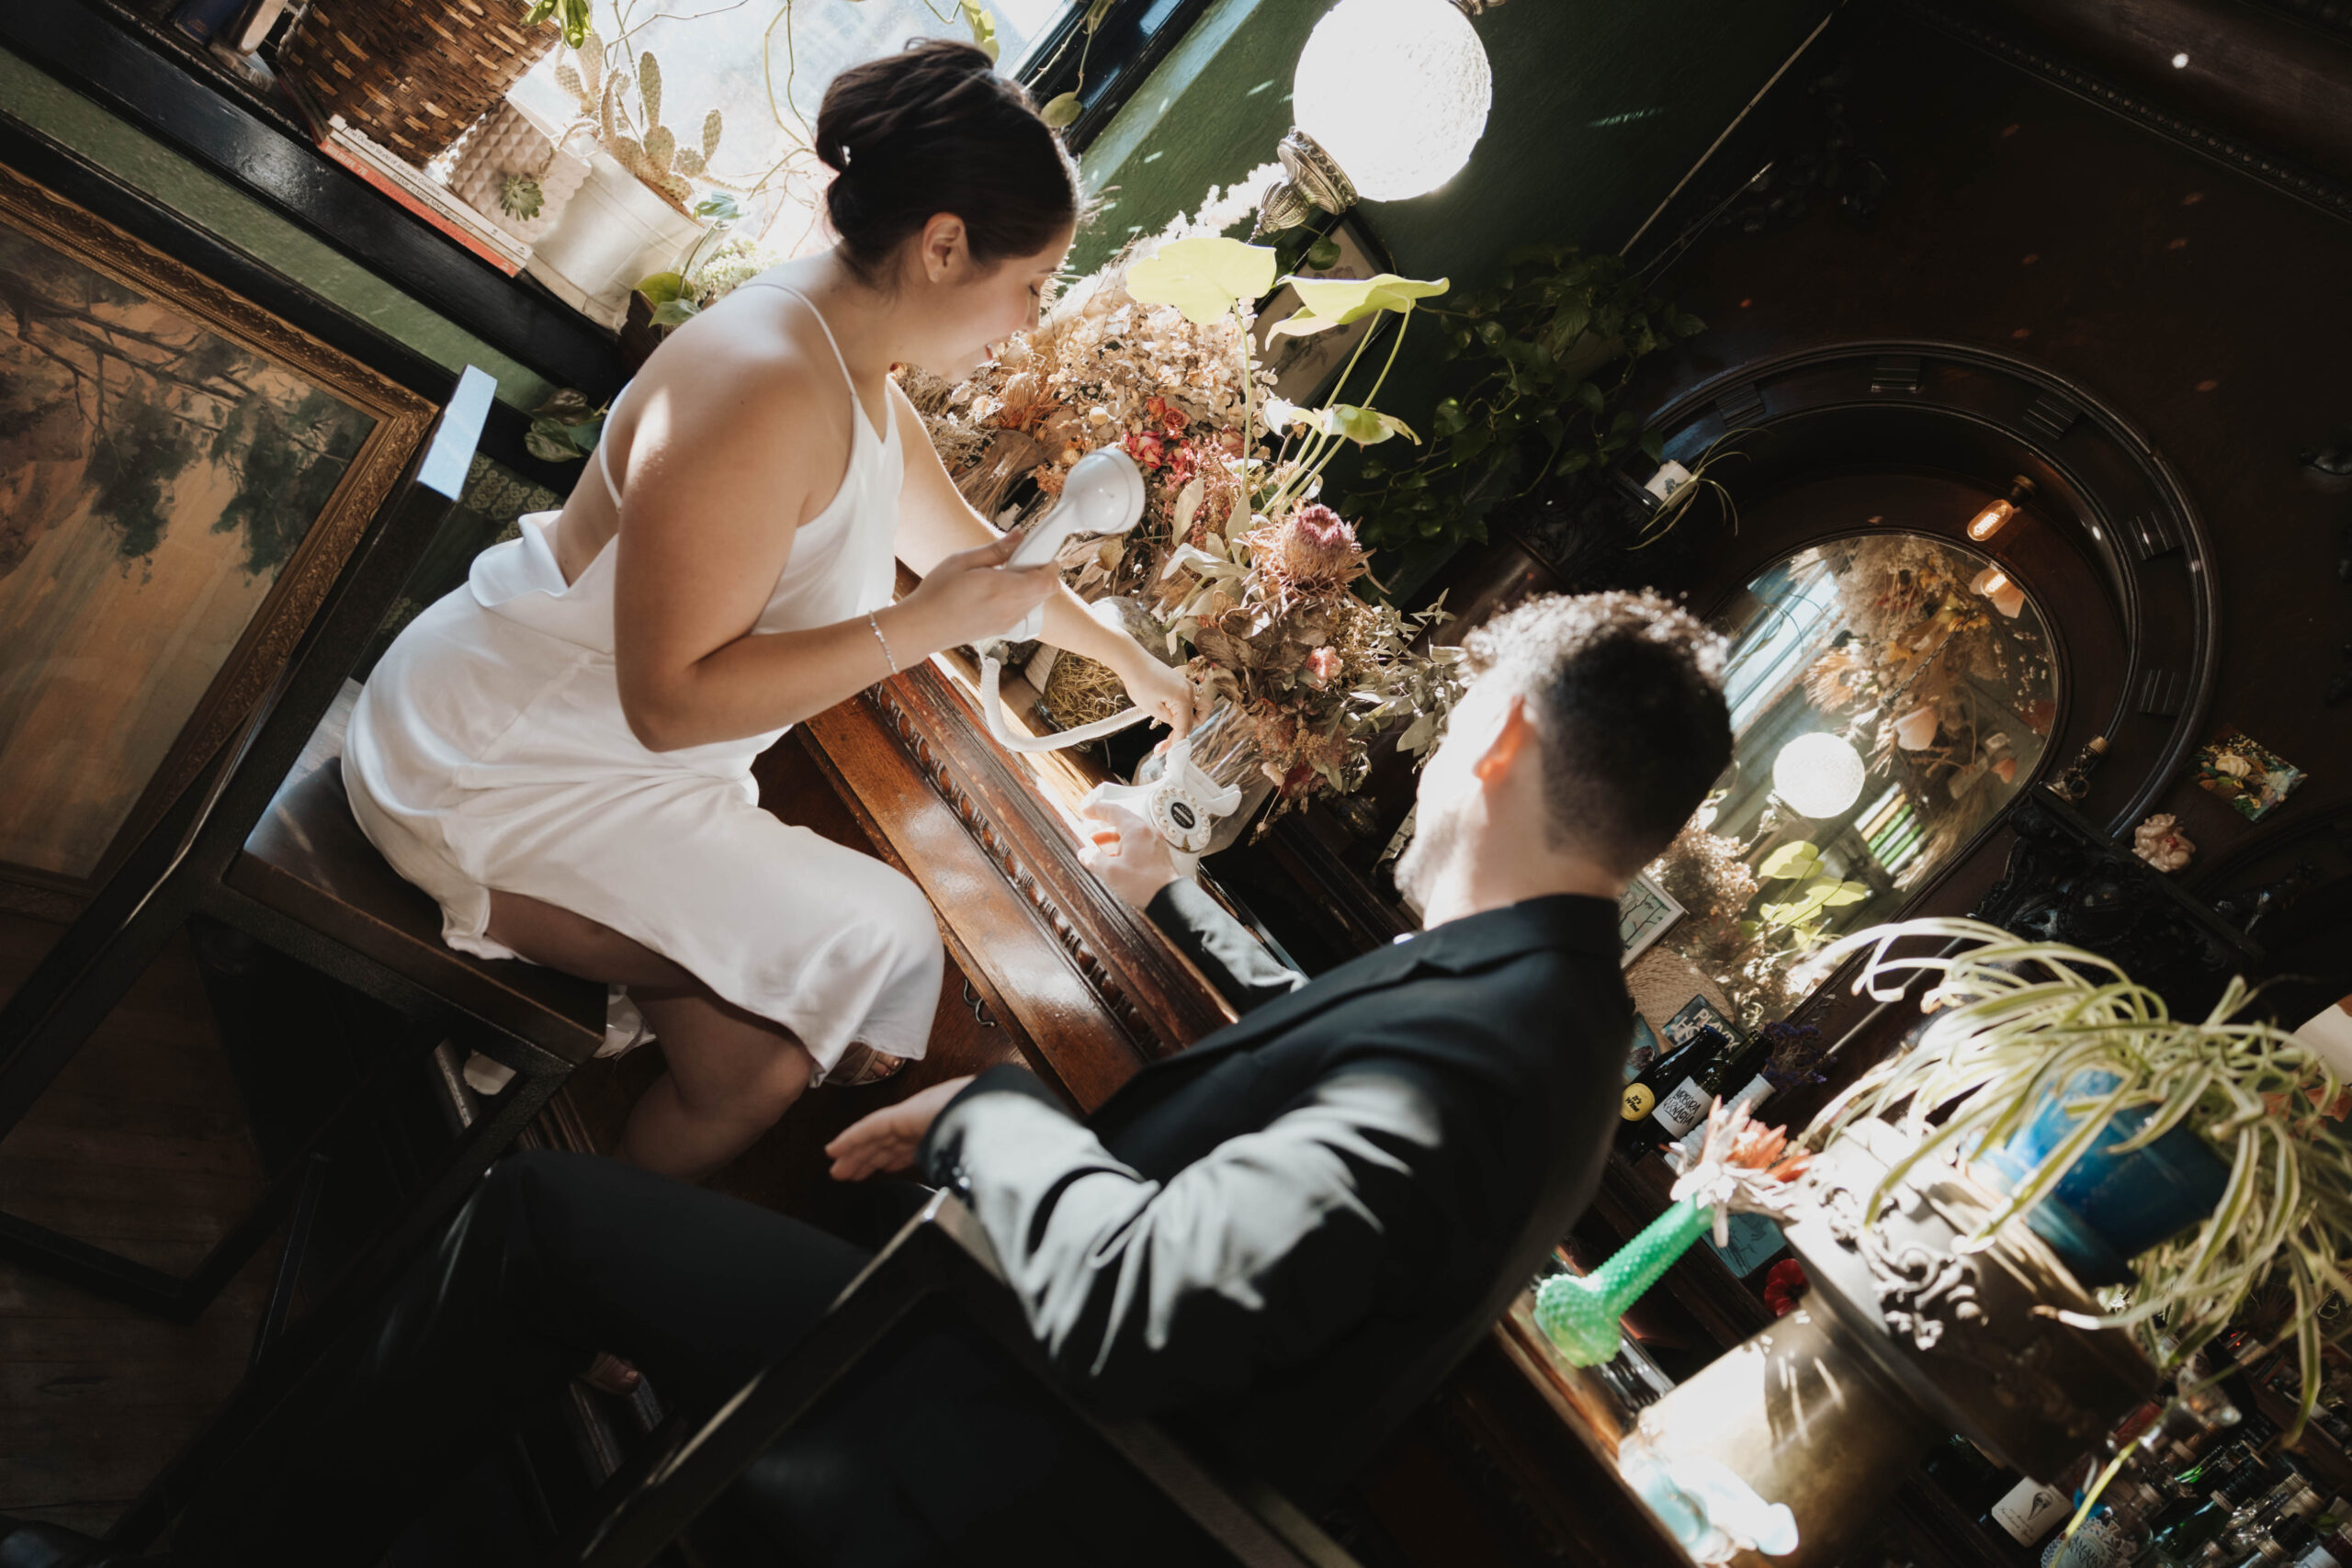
[0, 159, 435, 908]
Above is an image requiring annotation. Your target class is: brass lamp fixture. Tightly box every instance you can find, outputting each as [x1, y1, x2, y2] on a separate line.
[1254, 0, 1498, 236]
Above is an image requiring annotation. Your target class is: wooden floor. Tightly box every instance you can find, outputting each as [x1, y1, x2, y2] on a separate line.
[0, 728, 1032, 1539]
[0, 915, 275, 1539]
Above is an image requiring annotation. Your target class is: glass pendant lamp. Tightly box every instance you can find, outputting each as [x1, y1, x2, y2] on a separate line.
[1255, 0, 1496, 232]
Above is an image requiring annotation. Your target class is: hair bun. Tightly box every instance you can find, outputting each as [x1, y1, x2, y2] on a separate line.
[813, 38, 1078, 283]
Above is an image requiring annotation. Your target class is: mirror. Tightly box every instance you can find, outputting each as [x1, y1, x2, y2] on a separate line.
[1638, 534, 2059, 1028]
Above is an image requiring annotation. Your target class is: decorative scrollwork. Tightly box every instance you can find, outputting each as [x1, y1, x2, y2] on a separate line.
[867, 680, 1159, 1049]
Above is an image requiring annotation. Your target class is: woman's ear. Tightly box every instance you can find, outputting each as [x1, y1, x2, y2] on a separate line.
[919, 213, 969, 282]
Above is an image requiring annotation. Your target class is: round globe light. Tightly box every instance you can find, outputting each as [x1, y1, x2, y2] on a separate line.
[1293, 0, 1493, 204]
[1773, 732, 1867, 819]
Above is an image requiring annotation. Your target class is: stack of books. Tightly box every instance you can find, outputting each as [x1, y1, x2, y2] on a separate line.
[275, 67, 529, 275]
[314, 118, 530, 275]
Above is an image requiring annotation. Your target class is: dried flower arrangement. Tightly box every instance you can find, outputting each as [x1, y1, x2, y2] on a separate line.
[910, 229, 1466, 824]
[1796, 536, 2056, 883]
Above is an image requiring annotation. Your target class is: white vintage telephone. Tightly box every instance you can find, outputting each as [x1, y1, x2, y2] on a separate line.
[972, 444, 1250, 872]
[978, 444, 1151, 752]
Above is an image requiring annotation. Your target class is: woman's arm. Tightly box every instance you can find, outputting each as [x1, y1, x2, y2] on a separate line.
[610, 353, 1056, 752]
[892, 386, 1193, 736]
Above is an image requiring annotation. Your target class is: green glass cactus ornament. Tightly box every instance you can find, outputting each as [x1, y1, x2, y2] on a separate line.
[1536, 1196, 1716, 1366]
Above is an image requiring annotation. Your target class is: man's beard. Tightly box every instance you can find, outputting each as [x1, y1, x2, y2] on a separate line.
[1391, 796, 1464, 916]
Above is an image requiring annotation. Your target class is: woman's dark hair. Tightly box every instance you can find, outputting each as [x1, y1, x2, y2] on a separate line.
[817, 39, 1080, 283]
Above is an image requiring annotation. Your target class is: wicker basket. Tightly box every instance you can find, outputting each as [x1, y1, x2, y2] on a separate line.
[277, 0, 559, 165]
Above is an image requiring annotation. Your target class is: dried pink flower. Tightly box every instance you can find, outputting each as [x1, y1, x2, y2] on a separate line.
[1245, 503, 1370, 596]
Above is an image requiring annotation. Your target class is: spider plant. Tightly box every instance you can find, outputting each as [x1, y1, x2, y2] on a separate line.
[1804, 917, 2352, 1435]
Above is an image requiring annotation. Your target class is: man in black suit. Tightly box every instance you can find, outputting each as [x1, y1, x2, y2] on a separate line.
[176, 589, 1730, 1566]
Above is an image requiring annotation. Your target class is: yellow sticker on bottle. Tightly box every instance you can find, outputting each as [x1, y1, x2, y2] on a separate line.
[1621, 1083, 1657, 1120]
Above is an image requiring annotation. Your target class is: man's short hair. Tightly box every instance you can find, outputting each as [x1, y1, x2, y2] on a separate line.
[1460, 590, 1731, 878]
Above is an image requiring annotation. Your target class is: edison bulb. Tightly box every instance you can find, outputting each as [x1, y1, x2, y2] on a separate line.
[1294, 0, 1492, 203]
[1967, 499, 2014, 541]
[1774, 732, 1867, 818]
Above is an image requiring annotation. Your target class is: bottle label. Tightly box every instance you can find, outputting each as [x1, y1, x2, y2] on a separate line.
[1993, 1478, 2072, 1545]
[1651, 1077, 1711, 1137]
[1672, 1075, 1774, 1161]
[1622, 1083, 1657, 1121]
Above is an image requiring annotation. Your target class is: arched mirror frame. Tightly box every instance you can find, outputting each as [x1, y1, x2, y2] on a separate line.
[1627, 340, 2222, 1041]
[1647, 340, 2220, 839]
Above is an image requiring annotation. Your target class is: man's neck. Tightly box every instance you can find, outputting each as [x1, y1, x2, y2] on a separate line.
[1414, 853, 1624, 931]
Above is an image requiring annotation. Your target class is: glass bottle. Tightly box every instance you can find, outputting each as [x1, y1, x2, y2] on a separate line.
[2145, 1459, 2278, 1567]
[1617, 1025, 1727, 1156]
[2213, 1476, 2318, 1567]
[2140, 1449, 2249, 1547]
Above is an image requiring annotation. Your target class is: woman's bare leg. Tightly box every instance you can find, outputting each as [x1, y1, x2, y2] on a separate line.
[621, 985, 814, 1179]
[484, 890, 816, 1182]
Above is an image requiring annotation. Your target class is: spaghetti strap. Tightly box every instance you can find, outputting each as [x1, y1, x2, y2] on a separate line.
[596, 422, 625, 510]
[596, 278, 878, 512]
[734, 279, 858, 404]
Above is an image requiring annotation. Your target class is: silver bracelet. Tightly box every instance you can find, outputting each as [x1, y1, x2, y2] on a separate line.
[865, 609, 899, 675]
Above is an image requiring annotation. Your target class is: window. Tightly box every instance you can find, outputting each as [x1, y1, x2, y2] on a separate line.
[505, 0, 1075, 254]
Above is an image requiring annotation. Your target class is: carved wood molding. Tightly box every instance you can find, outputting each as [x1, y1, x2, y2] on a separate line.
[1901, 0, 2352, 227]
[797, 664, 1234, 1112]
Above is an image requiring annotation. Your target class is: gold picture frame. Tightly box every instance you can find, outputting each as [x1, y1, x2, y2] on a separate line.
[0, 159, 435, 914]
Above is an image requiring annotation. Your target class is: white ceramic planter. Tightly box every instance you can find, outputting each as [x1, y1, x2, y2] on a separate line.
[448, 101, 590, 248]
[526, 148, 705, 330]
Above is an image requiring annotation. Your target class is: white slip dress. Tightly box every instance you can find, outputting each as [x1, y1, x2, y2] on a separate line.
[342, 278, 944, 1085]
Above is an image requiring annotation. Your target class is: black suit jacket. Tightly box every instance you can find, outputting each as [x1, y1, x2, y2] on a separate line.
[917, 885, 1632, 1506]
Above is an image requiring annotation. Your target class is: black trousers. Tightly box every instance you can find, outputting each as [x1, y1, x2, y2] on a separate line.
[178, 1152, 1216, 1568]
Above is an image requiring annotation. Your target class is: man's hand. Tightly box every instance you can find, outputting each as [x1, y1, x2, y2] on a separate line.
[1080, 796, 1180, 909]
[824, 1076, 976, 1182]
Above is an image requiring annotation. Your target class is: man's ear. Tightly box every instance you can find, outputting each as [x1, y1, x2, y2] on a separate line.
[1472, 694, 1533, 784]
[920, 213, 968, 282]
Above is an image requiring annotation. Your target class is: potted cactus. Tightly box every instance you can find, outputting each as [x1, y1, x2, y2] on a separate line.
[522, 32, 721, 327]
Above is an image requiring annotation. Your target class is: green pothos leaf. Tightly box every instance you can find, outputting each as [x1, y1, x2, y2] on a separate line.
[1125, 236, 1280, 326]
[1041, 92, 1082, 129]
[1758, 840, 1822, 881]
[1310, 404, 1419, 446]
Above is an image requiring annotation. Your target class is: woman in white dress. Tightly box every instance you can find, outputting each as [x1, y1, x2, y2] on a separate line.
[345, 41, 1191, 1183]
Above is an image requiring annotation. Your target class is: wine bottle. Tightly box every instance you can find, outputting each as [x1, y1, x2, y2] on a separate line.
[1617, 1026, 1724, 1153]
[2147, 1459, 2280, 1567]
[1985, 1472, 2075, 1561]
[1664, 1029, 1781, 1163]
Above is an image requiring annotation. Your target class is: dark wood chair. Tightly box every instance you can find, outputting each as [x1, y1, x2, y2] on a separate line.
[0, 366, 602, 1326]
[554, 1190, 1364, 1568]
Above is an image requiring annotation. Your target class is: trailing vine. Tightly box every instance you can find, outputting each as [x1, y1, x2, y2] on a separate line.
[1337, 244, 1704, 554]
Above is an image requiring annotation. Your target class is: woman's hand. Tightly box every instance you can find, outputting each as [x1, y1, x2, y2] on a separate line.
[894, 532, 1057, 655]
[824, 1075, 977, 1181]
[1110, 647, 1194, 738]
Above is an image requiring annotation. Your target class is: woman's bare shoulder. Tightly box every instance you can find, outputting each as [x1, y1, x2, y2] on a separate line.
[633, 297, 844, 446]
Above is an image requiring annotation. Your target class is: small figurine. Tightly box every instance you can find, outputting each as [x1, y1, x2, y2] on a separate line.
[2046, 735, 2111, 803]
[2132, 813, 2195, 873]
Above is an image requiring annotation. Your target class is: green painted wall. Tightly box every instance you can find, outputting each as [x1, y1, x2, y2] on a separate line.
[1074, 0, 1836, 594]
[1080, 0, 1836, 285]
[0, 46, 555, 411]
